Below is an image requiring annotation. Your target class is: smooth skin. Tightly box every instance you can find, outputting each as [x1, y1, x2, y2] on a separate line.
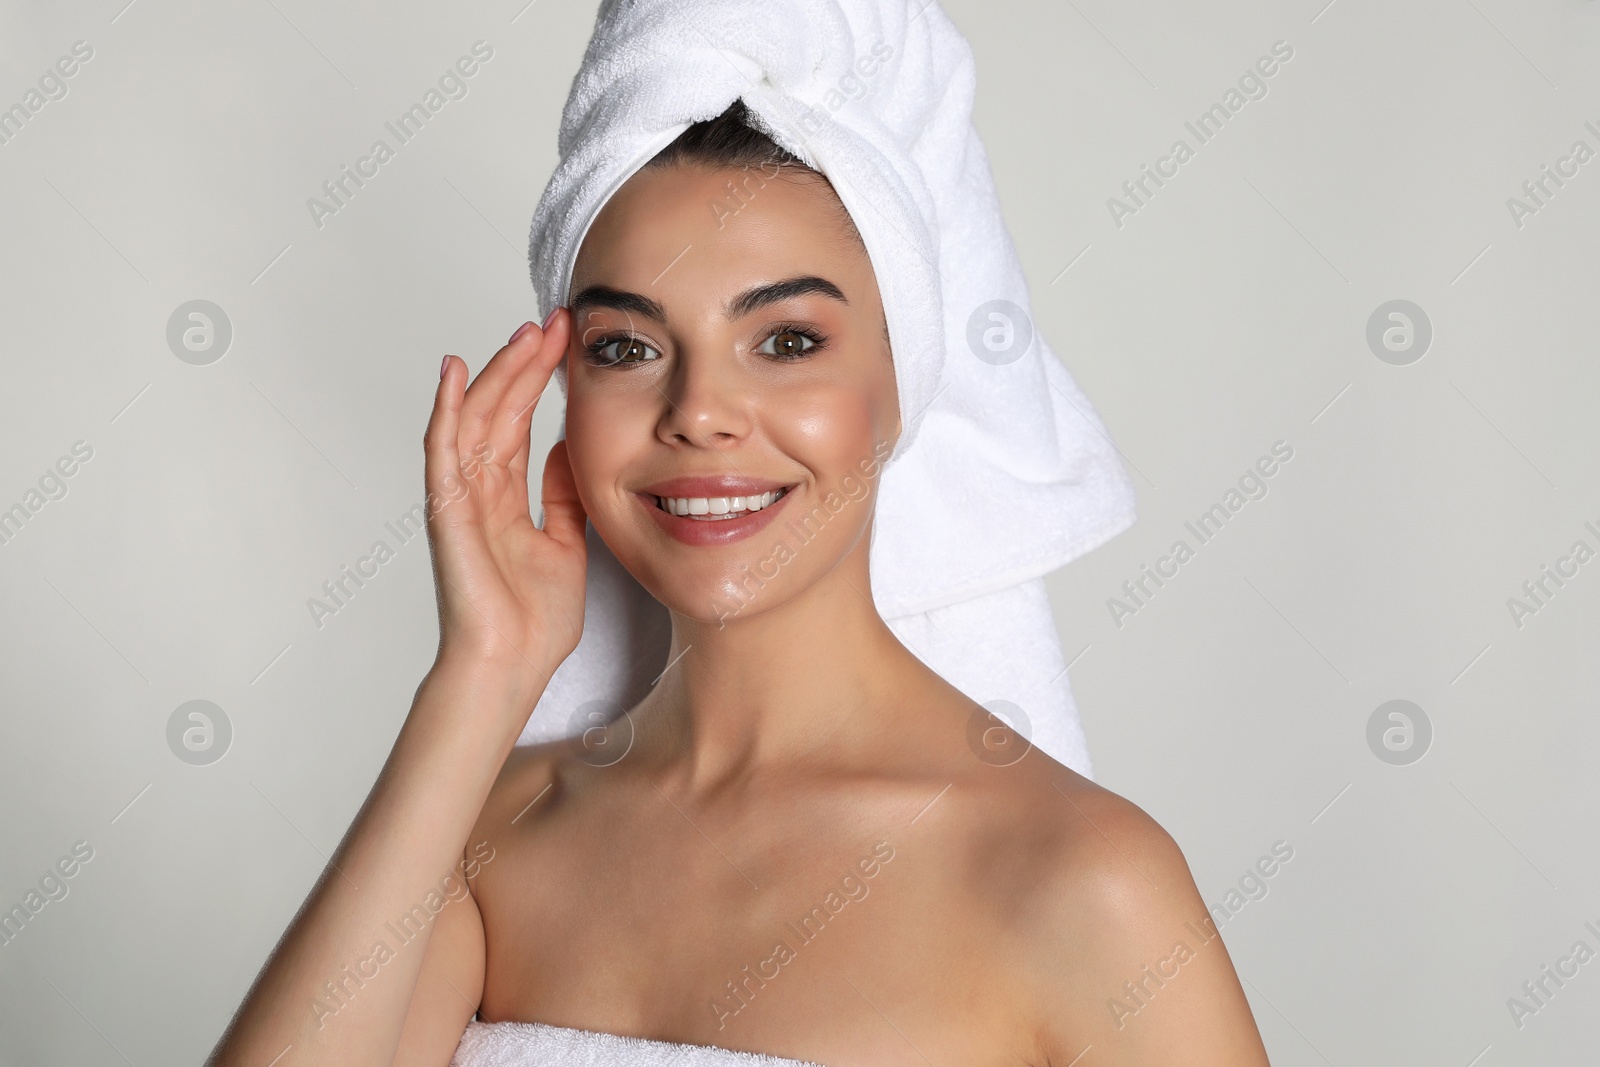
[208, 163, 1271, 1067]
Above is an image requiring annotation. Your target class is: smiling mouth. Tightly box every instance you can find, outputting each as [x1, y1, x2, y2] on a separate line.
[653, 487, 792, 520]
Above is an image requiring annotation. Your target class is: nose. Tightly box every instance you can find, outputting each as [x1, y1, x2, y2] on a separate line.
[655, 344, 752, 448]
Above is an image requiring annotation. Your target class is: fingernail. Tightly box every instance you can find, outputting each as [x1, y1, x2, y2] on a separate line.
[541, 306, 560, 330]
[509, 320, 537, 345]
[440, 355, 450, 379]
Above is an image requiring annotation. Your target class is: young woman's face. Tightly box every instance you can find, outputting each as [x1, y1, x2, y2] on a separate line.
[563, 162, 900, 623]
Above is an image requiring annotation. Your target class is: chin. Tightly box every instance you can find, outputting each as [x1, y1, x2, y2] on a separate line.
[608, 532, 813, 627]
[596, 493, 861, 627]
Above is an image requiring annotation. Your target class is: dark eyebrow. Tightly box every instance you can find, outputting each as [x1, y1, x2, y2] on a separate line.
[569, 285, 668, 323]
[726, 275, 848, 319]
[568, 275, 847, 326]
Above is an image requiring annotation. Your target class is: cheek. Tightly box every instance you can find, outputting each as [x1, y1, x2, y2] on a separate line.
[771, 375, 893, 475]
[563, 383, 647, 510]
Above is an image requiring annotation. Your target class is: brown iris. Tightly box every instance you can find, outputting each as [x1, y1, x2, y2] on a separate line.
[615, 339, 652, 362]
[768, 331, 809, 357]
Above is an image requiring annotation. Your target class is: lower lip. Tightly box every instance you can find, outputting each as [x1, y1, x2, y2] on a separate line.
[640, 490, 794, 547]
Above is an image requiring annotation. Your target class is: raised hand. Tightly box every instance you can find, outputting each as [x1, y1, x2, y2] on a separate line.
[206, 311, 585, 1067]
[424, 308, 587, 687]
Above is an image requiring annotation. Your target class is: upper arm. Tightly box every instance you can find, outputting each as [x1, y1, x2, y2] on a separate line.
[1023, 790, 1271, 1066]
[390, 850, 487, 1066]
[391, 743, 561, 1066]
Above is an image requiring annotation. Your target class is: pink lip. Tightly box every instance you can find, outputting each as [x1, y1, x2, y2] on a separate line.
[638, 484, 797, 547]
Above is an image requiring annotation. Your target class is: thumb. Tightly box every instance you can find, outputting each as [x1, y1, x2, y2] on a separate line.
[540, 439, 589, 552]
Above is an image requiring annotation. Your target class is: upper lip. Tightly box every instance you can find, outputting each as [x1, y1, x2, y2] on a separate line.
[639, 475, 794, 497]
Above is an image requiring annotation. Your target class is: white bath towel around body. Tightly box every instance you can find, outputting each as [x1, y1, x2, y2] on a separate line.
[517, 0, 1138, 776]
[451, 1018, 826, 1067]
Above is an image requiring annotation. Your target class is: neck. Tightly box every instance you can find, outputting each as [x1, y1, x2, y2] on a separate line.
[632, 543, 933, 788]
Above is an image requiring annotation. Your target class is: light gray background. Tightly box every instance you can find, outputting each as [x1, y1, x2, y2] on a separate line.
[2, 0, 1597, 1063]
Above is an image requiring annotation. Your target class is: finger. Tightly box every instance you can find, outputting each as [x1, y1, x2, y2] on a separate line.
[491, 417, 534, 521]
[505, 413, 534, 485]
[458, 315, 550, 451]
[539, 438, 588, 553]
[491, 308, 570, 472]
[425, 354, 465, 507]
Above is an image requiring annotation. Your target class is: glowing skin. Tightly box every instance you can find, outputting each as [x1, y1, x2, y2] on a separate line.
[451, 163, 1269, 1066]
[562, 162, 901, 625]
[209, 158, 1270, 1067]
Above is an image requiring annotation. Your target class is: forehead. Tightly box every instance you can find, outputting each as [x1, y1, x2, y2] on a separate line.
[570, 163, 876, 309]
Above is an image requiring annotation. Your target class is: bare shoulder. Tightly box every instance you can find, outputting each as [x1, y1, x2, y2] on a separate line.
[1028, 769, 1203, 930]
[995, 764, 1270, 1066]
[462, 738, 589, 883]
[472, 738, 571, 841]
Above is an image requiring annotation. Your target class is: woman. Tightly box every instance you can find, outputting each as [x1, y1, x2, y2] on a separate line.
[208, 4, 1271, 1066]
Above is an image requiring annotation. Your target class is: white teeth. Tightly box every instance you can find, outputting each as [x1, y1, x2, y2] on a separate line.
[656, 488, 787, 519]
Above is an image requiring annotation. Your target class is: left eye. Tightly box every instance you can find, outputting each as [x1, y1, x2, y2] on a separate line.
[757, 330, 816, 359]
[592, 338, 661, 365]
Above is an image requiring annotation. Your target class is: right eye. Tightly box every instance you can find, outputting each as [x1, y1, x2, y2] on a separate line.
[586, 336, 662, 367]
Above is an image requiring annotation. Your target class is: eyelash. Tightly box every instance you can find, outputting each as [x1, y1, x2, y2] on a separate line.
[582, 323, 830, 368]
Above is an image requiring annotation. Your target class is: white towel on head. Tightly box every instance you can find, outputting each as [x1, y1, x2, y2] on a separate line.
[516, 0, 1136, 772]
